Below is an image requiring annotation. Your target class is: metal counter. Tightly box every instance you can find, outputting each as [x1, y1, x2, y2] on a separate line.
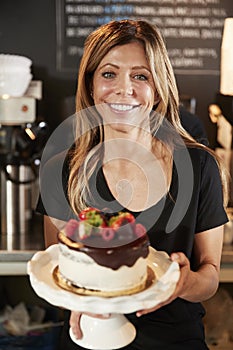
[220, 244, 233, 282]
[0, 214, 44, 275]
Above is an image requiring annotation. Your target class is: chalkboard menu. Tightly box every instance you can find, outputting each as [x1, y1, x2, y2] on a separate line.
[56, 0, 233, 75]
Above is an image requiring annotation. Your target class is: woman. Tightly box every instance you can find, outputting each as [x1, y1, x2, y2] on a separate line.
[37, 20, 228, 349]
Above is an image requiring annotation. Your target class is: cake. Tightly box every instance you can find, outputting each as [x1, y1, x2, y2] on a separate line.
[55, 207, 150, 296]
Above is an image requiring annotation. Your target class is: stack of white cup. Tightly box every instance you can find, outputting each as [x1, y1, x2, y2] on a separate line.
[0, 54, 32, 97]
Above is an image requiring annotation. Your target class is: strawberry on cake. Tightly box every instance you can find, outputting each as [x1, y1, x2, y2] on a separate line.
[55, 208, 150, 296]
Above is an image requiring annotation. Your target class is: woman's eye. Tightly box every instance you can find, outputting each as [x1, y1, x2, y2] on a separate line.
[102, 72, 115, 79]
[134, 74, 148, 81]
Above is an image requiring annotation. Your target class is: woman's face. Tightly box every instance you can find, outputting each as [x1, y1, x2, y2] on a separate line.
[92, 41, 156, 133]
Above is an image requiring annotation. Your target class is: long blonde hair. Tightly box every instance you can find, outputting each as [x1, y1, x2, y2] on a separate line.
[68, 19, 228, 214]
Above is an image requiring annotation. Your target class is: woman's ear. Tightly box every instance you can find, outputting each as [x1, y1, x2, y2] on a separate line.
[153, 93, 160, 110]
[89, 81, 94, 99]
[154, 91, 160, 105]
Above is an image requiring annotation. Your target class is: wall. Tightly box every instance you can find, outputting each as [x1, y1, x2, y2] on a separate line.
[0, 0, 233, 146]
[0, 0, 77, 132]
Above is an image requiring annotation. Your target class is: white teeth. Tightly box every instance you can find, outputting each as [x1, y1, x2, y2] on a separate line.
[110, 104, 134, 111]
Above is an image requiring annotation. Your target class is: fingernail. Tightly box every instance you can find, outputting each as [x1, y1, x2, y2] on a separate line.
[171, 253, 179, 261]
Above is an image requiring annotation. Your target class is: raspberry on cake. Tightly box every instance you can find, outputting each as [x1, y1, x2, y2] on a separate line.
[56, 208, 150, 296]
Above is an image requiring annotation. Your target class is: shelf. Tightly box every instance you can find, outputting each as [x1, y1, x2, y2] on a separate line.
[220, 245, 233, 282]
[0, 262, 29, 275]
[219, 265, 233, 283]
[221, 244, 233, 263]
[0, 245, 232, 279]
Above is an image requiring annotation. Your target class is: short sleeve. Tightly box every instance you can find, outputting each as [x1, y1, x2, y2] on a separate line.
[195, 151, 228, 233]
[36, 151, 75, 221]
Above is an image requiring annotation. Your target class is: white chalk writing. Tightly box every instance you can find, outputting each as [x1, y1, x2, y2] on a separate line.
[56, 0, 231, 74]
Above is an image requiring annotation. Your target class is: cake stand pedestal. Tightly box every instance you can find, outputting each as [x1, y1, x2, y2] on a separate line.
[69, 313, 136, 349]
[27, 245, 180, 350]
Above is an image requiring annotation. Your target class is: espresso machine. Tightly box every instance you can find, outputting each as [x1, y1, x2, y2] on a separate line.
[0, 83, 48, 237]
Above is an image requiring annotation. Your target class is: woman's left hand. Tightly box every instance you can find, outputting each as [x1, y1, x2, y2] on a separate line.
[136, 252, 190, 317]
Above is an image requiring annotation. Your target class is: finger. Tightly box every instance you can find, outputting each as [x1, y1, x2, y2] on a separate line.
[170, 252, 190, 295]
[85, 312, 111, 319]
[137, 297, 171, 316]
[137, 253, 190, 317]
[170, 252, 189, 267]
[70, 312, 83, 339]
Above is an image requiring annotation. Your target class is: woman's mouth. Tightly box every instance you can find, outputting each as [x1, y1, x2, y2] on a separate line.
[108, 103, 139, 112]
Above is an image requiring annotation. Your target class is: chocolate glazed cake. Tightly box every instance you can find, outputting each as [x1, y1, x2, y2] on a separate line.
[54, 208, 151, 297]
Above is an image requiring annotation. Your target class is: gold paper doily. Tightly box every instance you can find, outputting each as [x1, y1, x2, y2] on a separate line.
[53, 265, 155, 298]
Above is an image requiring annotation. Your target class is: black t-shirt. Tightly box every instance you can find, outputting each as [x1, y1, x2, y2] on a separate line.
[36, 146, 227, 349]
[179, 105, 208, 146]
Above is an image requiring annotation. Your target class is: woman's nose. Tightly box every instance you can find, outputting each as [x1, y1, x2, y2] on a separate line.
[115, 77, 134, 96]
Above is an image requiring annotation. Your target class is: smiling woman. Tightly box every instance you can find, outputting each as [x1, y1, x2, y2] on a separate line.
[92, 42, 156, 133]
[36, 19, 228, 350]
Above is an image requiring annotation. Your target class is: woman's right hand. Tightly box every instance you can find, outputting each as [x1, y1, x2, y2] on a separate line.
[69, 311, 111, 339]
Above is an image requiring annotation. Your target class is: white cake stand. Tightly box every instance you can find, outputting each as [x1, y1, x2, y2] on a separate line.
[27, 245, 180, 350]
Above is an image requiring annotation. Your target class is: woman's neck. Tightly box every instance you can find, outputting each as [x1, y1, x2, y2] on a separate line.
[101, 127, 173, 211]
[103, 126, 153, 164]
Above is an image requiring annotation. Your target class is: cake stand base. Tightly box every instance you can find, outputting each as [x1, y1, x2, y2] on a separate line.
[69, 313, 136, 350]
[28, 245, 180, 349]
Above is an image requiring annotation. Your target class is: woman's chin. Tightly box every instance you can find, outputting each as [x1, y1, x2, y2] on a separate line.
[105, 122, 136, 133]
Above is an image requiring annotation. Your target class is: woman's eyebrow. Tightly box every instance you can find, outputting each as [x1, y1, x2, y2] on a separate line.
[98, 63, 151, 72]
[98, 63, 119, 70]
[131, 66, 151, 72]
